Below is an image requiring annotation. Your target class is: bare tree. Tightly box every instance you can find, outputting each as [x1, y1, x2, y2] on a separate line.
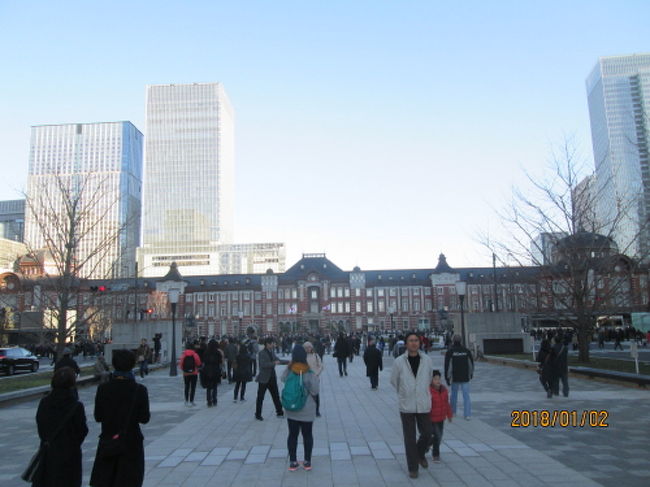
[484, 138, 649, 362]
[24, 172, 135, 355]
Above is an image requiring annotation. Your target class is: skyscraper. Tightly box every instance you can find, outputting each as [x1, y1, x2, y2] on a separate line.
[140, 83, 234, 277]
[586, 53, 650, 259]
[25, 122, 143, 279]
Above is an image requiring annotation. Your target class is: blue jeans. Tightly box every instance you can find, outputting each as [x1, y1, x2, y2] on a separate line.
[450, 382, 471, 418]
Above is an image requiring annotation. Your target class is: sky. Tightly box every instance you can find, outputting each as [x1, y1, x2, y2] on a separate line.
[0, 0, 648, 272]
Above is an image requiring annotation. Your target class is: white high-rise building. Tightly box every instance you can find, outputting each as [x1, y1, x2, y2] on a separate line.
[25, 122, 143, 279]
[140, 83, 234, 277]
[586, 54, 650, 259]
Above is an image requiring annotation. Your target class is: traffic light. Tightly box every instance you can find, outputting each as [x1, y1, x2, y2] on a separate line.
[90, 285, 109, 292]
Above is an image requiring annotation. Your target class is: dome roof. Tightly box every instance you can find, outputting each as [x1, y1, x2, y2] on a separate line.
[555, 232, 617, 251]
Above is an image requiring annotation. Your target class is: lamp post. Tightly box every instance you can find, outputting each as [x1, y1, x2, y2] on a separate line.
[168, 289, 180, 377]
[388, 305, 395, 331]
[455, 281, 467, 346]
[238, 311, 244, 338]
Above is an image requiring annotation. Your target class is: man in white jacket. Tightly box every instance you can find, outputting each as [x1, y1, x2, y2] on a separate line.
[390, 332, 434, 479]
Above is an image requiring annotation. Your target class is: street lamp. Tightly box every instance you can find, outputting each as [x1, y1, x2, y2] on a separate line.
[455, 281, 467, 346]
[388, 305, 395, 331]
[168, 289, 180, 377]
[238, 311, 244, 338]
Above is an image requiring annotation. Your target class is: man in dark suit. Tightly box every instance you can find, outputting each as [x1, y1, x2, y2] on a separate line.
[254, 337, 288, 420]
[363, 338, 383, 389]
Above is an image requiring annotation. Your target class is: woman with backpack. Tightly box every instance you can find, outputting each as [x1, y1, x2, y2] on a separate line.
[201, 339, 224, 407]
[280, 344, 319, 472]
[179, 342, 202, 407]
[233, 343, 253, 402]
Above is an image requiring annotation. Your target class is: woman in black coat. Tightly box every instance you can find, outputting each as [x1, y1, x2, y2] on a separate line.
[201, 339, 224, 407]
[90, 350, 150, 487]
[233, 343, 252, 401]
[34, 366, 88, 487]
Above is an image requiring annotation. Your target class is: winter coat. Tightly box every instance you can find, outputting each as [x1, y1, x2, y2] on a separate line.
[200, 349, 223, 388]
[334, 337, 349, 358]
[257, 347, 285, 384]
[537, 346, 554, 384]
[34, 389, 88, 487]
[178, 349, 202, 376]
[552, 342, 568, 373]
[54, 356, 80, 375]
[390, 351, 434, 413]
[444, 344, 474, 384]
[233, 353, 253, 382]
[306, 352, 323, 376]
[280, 362, 319, 422]
[363, 345, 383, 376]
[90, 377, 150, 487]
[225, 343, 238, 362]
[429, 385, 453, 423]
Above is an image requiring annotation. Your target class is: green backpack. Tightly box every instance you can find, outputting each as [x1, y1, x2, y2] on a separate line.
[281, 370, 310, 411]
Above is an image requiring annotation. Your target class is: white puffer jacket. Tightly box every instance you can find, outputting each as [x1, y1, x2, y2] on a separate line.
[390, 351, 434, 413]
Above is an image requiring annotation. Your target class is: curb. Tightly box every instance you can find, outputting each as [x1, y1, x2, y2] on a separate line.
[483, 355, 650, 389]
[0, 363, 167, 407]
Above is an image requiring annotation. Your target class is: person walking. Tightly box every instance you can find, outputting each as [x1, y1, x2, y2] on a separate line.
[224, 339, 238, 383]
[255, 337, 289, 420]
[179, 343, 202, 407]
[550, 335, 569, 397]
[136, 339, 151, 379]
[428, 370, 452, 463]
[280, 344, 319, 471]
[90, 350, 150, 487]
[33, 367, 88, 487]
[444, 335, 474, 420]
[94, 354, 111, 384]
[303, 341, 323, 417]
[390, 332, 434, 479]
[363, 337, 383, 390]
[233, 343, 252, 402]
[334, 332, 349, 376]
[54, 348, 80, 375]
[201, 339, 224, 407]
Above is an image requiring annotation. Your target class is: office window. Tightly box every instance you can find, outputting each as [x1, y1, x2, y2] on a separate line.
[367, 301, 374, 313]
[345, 302, 350, 313]
[355, 288, 361, 297]
[344, 288, 350, 297]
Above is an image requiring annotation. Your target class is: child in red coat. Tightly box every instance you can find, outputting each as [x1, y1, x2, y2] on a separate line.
[429, 369, 453, 462]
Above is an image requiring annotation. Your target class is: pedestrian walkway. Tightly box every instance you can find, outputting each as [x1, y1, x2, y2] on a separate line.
[0, 350, 648, 486]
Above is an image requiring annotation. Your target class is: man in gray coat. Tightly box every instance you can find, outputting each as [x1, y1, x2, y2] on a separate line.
[390, 332, 434, 479]
[255, 337, 289, 420]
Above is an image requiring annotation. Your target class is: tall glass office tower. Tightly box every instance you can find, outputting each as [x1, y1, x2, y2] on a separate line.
[140, 83, 234, 276]
[586, 54, 650, 259]
[25, 122, 143, 279]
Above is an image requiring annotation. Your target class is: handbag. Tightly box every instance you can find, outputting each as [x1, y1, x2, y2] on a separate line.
[97, 386, 138, 460]
[22, 402, 80, 482]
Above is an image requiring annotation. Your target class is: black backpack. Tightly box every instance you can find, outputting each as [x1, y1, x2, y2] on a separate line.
[182, 354, 196, 373]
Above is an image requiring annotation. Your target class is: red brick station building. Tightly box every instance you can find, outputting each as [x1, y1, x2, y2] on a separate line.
[1, 235, 649, 343]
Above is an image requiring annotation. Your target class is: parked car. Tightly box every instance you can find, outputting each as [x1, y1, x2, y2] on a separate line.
[0, 347, 40, 375]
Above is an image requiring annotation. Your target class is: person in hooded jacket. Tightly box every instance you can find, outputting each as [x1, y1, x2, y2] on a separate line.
[33, 366, 88, 487]
[303, 341, 323, 416]
[428, 370, 452, 462]
[201, 339, 224, 407]
[536, 339, 554, 398]
[90, 350, 150, 487]
[178, 342, 202, 407]
[281, 344, 319, 472]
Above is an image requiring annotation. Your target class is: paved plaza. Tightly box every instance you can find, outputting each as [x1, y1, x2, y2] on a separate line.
[0, 351, 648, 487]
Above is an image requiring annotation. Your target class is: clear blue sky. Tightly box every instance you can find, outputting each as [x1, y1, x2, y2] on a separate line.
[1, 0, 648, 271]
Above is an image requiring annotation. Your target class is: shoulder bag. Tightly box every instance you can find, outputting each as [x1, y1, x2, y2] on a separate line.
[22, 402, 80, 482]
[97, 385, 139, 459]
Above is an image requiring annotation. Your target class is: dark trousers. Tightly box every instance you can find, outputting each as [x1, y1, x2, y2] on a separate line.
[369, 372, 379, 389]
[184, 375, 198, 402]
[227, 360, 234, 382]
[139, 359, 149, 378]
[206, 384, 218, 405]
[234, 381, 247, 400]
[255, 378, 283, 416]
[337, 357, 347, 376]
[251, 359, 257, 377]
[287, 419, 313, 462]
[314, 394, 320, 415]
[430, 421, 444, 457]
[551, 371, 569, 397]
[400, 412, 432, 473]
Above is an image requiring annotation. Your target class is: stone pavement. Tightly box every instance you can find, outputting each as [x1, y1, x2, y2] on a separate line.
[0, 351, 648, 487]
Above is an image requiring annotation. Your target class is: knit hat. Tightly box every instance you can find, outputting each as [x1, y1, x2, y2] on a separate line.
[291, 344, 307, 364]
[303, 341, 313, 350]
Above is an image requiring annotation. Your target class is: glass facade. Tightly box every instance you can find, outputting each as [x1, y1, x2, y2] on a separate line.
[25, 122, 143, 279]
[586, 54, 650, 259]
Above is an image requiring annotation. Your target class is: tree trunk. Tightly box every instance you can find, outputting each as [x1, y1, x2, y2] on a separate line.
[577, 326, 591, 363]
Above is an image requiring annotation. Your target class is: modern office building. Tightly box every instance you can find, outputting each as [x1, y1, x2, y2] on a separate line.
[586, 53, 650, 259]
[218, 242, 286, 274]
[24, 122, 143, 279]
[0, 199, 25, 242]
[140, 83, 234, 277]
[531, 232, 568, 265]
